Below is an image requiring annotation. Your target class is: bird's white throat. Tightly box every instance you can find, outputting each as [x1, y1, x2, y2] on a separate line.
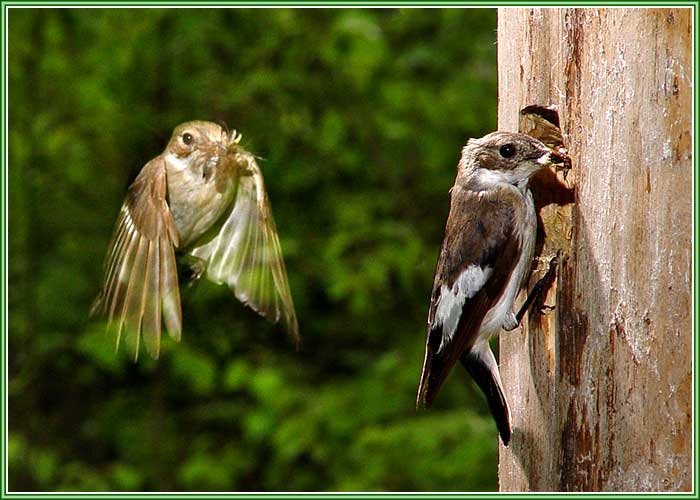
[473, 167, 534, 192]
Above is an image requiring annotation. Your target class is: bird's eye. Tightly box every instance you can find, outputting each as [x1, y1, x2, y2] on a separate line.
[182, 133, 194, 145]
[499, 143, 516, 158]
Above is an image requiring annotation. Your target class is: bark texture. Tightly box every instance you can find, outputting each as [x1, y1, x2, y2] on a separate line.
[497, 8, 693, 492]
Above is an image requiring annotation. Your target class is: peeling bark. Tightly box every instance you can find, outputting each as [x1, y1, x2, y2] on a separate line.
[497, 8, 692, 492]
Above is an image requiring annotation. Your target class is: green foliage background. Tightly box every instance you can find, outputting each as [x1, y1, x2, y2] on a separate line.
[8, 8, 499, 492]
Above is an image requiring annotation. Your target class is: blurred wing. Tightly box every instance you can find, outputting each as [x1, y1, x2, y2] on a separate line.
[92, 157, 182, 360]
[190, 157, 299, 343]
[416, 188, 520, 407]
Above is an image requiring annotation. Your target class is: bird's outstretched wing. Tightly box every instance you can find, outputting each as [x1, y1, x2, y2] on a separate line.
[190, 155, 299, 343]
[91, 157, 182, 360]
[416, 187, 521, 409]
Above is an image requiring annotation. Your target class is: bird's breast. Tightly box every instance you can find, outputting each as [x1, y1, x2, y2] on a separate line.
[478, 188, 537, 338]
[166, 161, 238, 248]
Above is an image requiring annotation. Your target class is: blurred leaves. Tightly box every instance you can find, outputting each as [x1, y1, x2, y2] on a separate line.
[8, 8, 498, 491]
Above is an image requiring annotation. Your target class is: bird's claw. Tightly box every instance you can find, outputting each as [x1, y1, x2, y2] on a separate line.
[516, 252, 560, 324]
[181, 258, 207, 287]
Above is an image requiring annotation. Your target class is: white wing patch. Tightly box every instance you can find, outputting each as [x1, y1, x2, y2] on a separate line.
[434, 265, 492, 352]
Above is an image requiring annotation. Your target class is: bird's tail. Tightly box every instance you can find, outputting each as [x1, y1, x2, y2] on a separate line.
[461, 345, 512, 446]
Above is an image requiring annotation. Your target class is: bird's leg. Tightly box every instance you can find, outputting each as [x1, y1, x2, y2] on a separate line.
[180, 255, 207, 288]
[515, 251, 560, 324]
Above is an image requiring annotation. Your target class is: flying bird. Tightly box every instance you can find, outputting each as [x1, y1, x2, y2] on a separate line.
[92, 121, 298, 359]
[416, 131, 564, 446]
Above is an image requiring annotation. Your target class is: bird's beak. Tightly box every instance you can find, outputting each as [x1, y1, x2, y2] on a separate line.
[201, 142, 230, 181]
[208, 142, 228, 156]
[548, 147, 570, 165]
[536, 146, 570, 167]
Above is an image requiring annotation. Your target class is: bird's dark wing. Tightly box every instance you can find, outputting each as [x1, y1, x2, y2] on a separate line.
[91, 157, 182, 359]
[189, 155, 299, 344]
[416, 187, 521, 408]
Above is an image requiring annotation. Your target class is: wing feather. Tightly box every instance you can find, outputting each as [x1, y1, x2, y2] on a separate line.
[417, 187, 521, 407]
[190, 156, 299, 343]
[142, 239, 161, 357]
[92, 157, 181, 359]
[160, 237, 181, 341]
[121, 236, 148, 357]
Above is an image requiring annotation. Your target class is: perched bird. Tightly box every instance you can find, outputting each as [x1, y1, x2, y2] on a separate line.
[92, 121, 298, 359]
[416, 131, 563, 446]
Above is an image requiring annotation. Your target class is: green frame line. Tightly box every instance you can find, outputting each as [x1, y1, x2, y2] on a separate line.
[695, 2, 699, 499]
[3, 0, 7, 496]
[2, 2, 4, 498]
[2, 495, 697, 498]
[0, 2, 698, 6]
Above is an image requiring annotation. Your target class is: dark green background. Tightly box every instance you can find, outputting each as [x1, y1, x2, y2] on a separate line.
[8, 8, 499, 492]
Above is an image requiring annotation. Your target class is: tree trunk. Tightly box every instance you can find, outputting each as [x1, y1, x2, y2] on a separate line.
[497, 8, 692, 492]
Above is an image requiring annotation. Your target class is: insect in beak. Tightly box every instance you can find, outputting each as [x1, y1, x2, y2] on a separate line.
[548, 147, 572, 178]
[549, 147, 570, 164]
[227, 130, 243, 149]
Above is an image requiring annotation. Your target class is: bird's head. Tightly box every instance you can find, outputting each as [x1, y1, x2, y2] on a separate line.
[164, 121, 246, 182]
[459, 131, 564, 190]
